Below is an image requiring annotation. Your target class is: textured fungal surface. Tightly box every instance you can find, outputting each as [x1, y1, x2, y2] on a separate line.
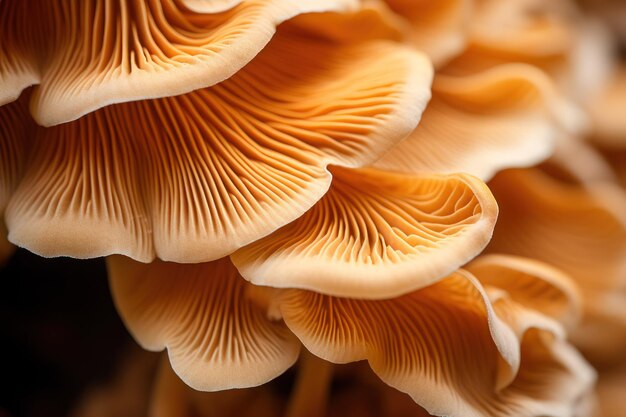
[1, 0, 625, 415]
[108, 255, 301, 391]
[0, 0, 356, 125]
[232, 167, 498, 298]
[277, 264, 592, 417]
[5, 30, 432, 263]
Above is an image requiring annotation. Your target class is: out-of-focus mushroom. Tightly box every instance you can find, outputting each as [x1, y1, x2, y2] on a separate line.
[374, 63, 581, 181]
[589, 66, 626, 148]
[488, 168, 626, 293]
[382, 0, 470, 67]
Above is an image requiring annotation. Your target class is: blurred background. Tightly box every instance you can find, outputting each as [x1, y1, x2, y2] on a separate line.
[0, 251, 142, 417]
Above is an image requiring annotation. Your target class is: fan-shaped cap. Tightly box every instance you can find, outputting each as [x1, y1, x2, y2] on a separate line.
[149, 355, 284, 417]
[276, 266, 593, 417]
[231, 166, 498, 299]
[0, 0, 357, 126]
[469, 0, 574, 59]
[108, 255, 301, 391]
[5, 30, 432, 263]
[487, 168, 626, 292]
[374, 63, 581, 181]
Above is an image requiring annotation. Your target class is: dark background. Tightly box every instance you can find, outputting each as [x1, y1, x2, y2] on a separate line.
[0, 250, 133, 417]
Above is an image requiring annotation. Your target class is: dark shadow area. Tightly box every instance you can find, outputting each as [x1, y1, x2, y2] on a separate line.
[0, 249, 131, 417]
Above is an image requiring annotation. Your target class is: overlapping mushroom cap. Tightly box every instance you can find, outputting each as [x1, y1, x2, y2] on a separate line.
[0, 7, 435, 264]
[108, 253, 593, 416]
[0, 0, 361, 125]
[332, 0, 586, 184]
[0, 0, 619, 415]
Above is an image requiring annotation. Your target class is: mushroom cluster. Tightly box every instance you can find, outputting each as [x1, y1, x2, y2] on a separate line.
[1, 0, 625, 416]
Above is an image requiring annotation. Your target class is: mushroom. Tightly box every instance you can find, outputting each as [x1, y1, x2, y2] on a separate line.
[2, 21, 433, 263]
[108, 252, 593, 416]
[231, 166, 498, 299]
[0, 92, 30, 264]
[487, 168, 626, 293]
[589, 66, 626, 148]
[108, 256, 301, 391]
[374, 63, 580, 181]
[486, 167, 626, 363]
[382, 0, 470, 68]
[0, 0, 357, 126]
[323, 0, 585, 182]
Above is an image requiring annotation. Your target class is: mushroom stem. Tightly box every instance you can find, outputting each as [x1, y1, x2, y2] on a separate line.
[285, 350, 334, 417]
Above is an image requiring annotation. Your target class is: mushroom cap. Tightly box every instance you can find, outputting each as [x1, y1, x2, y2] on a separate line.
[276, 264, 593, 417]
[466, 254, 582, 330]
[384, 0, 471, 67]
[4, 29, 432, 263]
[0, 0, 357, 126]
[374, 63, 580, 181]
[108, 255, 301, 391]
[0, 93, 30, 264]
[231, 166, 498, 299]
[148, 355, 285, 417]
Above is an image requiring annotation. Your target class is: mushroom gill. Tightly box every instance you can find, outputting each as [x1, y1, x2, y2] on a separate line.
[231, 166, 498, 299]
[374, 63, 574, 181]
[0, 0, 357, 126]
[278, 256, 593, 417]
[3, 25, 432, 263]
[108, 251, 593, 417]
[486, 167, 626, 363]
[108, 255, 301, 392]
[0, 92, 30, 264]
[0, 0, 620, 415]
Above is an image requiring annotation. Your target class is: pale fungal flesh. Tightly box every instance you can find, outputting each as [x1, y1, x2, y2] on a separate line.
[0, 0, 357, 126]
[3, 29, 432, 263]
[108, 255, 301, 391]
[232, 166, 498, 299]
[108, 251, 593, 417]
[0, 0, 623, 415]
[374, 64, 571, 181]
[278, 262, 593, 417]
